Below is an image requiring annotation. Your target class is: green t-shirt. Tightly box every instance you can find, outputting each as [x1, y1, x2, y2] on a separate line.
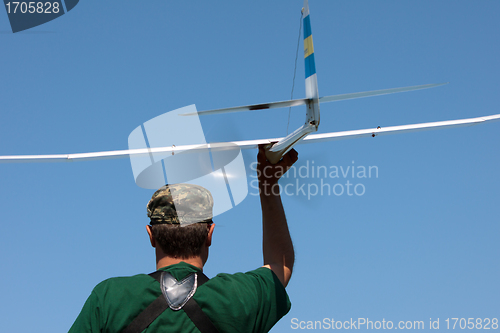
[69, 262, 291, 333]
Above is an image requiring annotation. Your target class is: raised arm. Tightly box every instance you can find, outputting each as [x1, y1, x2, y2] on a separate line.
[257, 144, 298, 287]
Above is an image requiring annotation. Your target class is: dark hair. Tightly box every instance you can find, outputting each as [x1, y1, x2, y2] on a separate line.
[150, 222, 212, 258]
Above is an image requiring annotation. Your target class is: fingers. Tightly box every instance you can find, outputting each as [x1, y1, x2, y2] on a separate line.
[257, 144, 268, 164]
[276, 148, 299, 169]
[286, 149, 299, 164]
[258, 144, 298, 166]
[256, 145, 299, 188]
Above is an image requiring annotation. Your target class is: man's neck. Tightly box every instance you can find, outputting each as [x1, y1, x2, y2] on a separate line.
[156, 256, 204, 271]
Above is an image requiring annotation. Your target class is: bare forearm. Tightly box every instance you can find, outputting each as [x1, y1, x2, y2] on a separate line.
[261, 189, 295, 287]
[256, 145, 298, 287]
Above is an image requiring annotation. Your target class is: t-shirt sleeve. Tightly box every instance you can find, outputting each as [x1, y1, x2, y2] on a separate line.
[245, 267, 291, 332]
[196, 267, 291, 332]
[68, 289, 102, 333]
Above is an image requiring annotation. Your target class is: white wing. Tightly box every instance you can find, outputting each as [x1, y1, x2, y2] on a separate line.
[1, 113, 499, 163]
[181, 98, 308, 116]
[302, 113, 500, 143]
[318, 83, 447, 103]
[182, 83, 447, 116]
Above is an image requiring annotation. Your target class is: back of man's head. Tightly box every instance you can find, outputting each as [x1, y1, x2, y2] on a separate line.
[146, 184, 214, 259]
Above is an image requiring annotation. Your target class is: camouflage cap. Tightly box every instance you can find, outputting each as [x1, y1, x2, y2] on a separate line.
[147, 183, 214, 226]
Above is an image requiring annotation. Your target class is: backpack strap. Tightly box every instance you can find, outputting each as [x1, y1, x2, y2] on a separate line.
[121, 271, 218, 333]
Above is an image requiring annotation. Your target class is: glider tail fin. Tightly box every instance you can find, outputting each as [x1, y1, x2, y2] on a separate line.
[303, 0, 320, 127]
[264, 0, 321, 164]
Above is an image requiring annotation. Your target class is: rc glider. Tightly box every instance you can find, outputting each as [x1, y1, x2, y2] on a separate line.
[1, 0, 499, 165]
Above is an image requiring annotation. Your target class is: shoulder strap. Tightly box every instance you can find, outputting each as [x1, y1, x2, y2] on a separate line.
[121, 271, 218, 333]
[182, 297, 219, 333]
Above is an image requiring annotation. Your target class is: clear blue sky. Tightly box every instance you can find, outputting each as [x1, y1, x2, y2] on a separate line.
[1, 1, 499, 332]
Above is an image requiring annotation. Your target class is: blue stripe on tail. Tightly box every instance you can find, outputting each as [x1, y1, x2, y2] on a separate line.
[303, 14, 316, 79]
[305, 53, 316, 78]
[304, 15, 312, 38]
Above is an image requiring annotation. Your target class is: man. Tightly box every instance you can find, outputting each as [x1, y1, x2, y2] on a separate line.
[69, 145, 298, 333]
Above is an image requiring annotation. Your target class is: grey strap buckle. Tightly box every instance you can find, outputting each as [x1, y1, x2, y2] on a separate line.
[160, 272, 198, 310]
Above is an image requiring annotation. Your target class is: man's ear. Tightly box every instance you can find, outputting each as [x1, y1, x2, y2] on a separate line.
[206, 223, 215, 247]
[146, 225, 156, 248]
